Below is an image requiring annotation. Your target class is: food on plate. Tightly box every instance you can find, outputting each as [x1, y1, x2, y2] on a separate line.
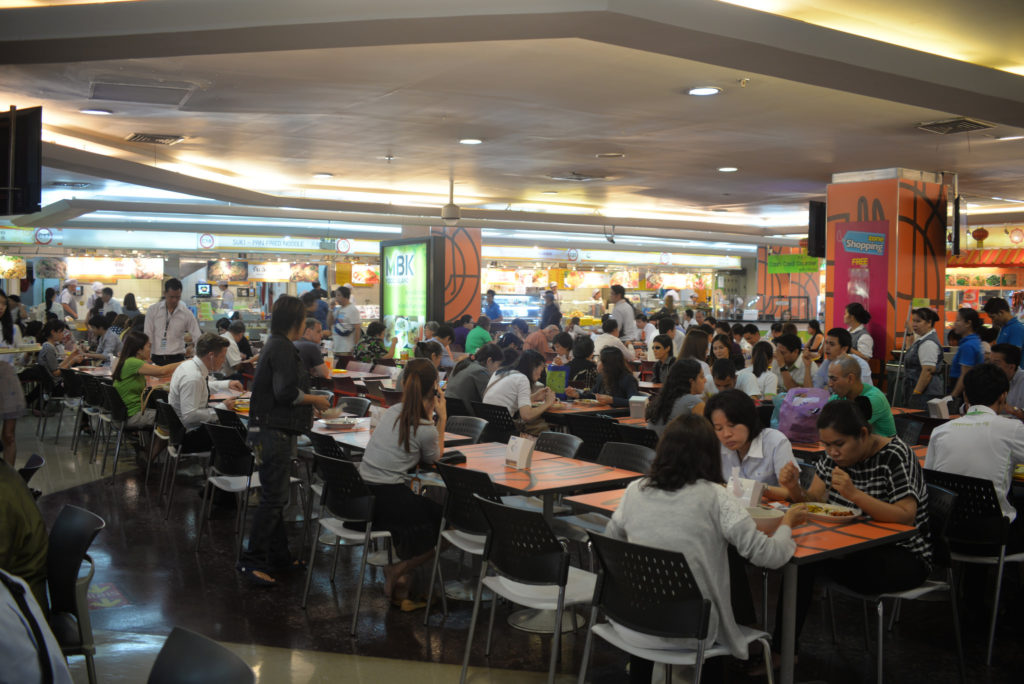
[804, 503, 856, 517]
[576, 398, 600, 406]
[320, 417, 359, 430]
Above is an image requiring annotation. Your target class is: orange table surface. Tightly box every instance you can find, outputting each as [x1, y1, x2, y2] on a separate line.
[456, 446, 642, 495]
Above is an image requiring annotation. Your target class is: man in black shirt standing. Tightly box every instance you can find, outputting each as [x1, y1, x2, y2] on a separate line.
[539, 290, 562, 329]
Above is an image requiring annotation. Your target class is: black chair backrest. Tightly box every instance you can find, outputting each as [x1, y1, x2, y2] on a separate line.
[893, 416, 924, 446]
[147, 626, 254, 684]
[588, 532, 711, 640]
[614, 423, 659, 450]
[596, 442, 655, 474]
[155, 400, 186, 447]
[436, 463, 502, 535]
[446, 395, 474, 418]
[535, 431, 583, 459]
[363, 380, 385, 399]
[213, 407, 247, 435]
[471, 401, 517, 444]
[47, 505, 106, 615]
[372, 360, 396, 369]
[382, 389, 404, 407]
[61, 369, 85, 399]
[565, 413, 620, 461]
[316, 454, 375, 521]
[100, 381, 130, 422]
[18, 454, 45, 484]
[202, 423, 255, 478]
[444, 416, 488, 445]
[475, 495, 569, 586]
[307, 430, 355, 461]
[923, 469, 1007, 545]
[81, 375, 104, 408]
[925, 484, 957, 569]
[337, 396, 372, 417]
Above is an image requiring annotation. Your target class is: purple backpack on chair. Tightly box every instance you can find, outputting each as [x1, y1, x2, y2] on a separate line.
[777, 388, 831, 443]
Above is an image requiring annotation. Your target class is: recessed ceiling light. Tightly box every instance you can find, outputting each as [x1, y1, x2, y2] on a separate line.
[688, 86, 722, 96]
[313, 172, 334, 179]
[995, 135, 1024, 141]
[459, 138, 483, 145]
[595, 152, 625, 159]
[717, 166, 739, 173]
[79, 108, 113, 115]
[542, 190, 558, 195]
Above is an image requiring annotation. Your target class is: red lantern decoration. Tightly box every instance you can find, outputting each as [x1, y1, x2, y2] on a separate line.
[972, 227, 989, 247]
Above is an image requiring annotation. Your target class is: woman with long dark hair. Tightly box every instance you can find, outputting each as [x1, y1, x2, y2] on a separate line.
[806, 319, 824, 361]
[606, 415, 807, 682]
[445, 343, 504, 406]
[711, 333, 745, 372]
[735, 341, 778, 398]
[359, 358, 446, 610]
[111, 331, 181, 428]
[483, 349, 555, 434]
[122, 292, 141, 319]
[645, 357, 705, 435]
[678, 328, 716, 394]
[0, 289, 27, 465]
[42, 287, 58, 319]
[565, 345, 639, 407]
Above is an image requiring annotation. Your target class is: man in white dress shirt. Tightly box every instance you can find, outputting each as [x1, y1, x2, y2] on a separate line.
[220, 320, 247, 378]
[218, 280, 235, 311]
[592, 316, 635, 362]
[145, 278, 202, 365]
[169, 333, 244, 451]
[989, 343, 1024, 419]
[609, 285, 639, 341]
[99, 287, 122, 315]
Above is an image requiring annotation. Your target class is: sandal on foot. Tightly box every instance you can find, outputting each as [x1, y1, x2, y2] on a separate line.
[392, 598, 428, 612]
[236, 565, 277, 587]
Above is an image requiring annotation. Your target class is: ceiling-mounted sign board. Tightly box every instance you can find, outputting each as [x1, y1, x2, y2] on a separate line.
[766, 254, 822, 274]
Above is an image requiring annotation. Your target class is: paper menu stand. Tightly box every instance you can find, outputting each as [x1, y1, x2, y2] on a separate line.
[505, 435, 536, 470]
[728, 467, 765, 507]
[927, 396, 952, 419]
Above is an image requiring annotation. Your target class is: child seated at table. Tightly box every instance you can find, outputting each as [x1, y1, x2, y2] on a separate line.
[605, 414, 807, 682]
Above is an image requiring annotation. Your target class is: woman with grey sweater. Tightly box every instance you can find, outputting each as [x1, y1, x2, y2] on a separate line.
[605, 415, 807, 681]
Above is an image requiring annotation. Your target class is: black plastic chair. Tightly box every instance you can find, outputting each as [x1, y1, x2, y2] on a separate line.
[32, 364, 61, 437]
[336, 396, 372, 417]
[78, 375, 110, 459]
[154, 400, 212, 520]
[53, 368, 85, 444]
[579, 532, 774, 684]
[614, 423, 660, 450]
[446, 395, 474, 417]
[362, 379, 386, 402]
[195, 423, 259, 557]
[534, 431, 583, 459]
[923, 469, 1024, 665]
[893, 416, 924, 446]
[596, 441, 655, 474]
[826, 484, 964, 684]
[46, 505, 106, 684]
[424, 463, 503, 623]
[444, 415, 488, 446]
[17, 453, 45, 484]
[99, 382, 149, 482]
[213, 407, 248, 436]
[564, 413, 621, 461]
[459, 496, 597, 684]
[471, 401, 518, 444]
[147, 626, 254, 684]
[301, 454, 392, 636]
[382, 389, 404, 407]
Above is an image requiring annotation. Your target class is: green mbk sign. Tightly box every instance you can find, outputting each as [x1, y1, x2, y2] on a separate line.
[767, 254, 822, 274]
[382, 241, 428, 317]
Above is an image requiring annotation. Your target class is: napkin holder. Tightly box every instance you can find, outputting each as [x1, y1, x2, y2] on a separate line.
[505, 435, 535, 470]
[629, 395, 649, 419]
[728, 473, 765, 507]
[927, 396, 951, 419]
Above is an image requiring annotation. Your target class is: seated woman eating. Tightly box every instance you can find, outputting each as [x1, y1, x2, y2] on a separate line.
[767, 398, 932, 670]
[606, 414, 807, 683]
[112, 331, 182, 428]
[358, 358, 446, 611]
[705, 389, 796, 500]
[352, 321, 398, 364]
[482, 349, 555, 435]
[566, 346, 639, 407]
[645, 358, 705, 436]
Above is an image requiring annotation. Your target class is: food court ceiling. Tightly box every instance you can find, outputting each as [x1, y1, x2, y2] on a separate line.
[1, 0, 1023, 249]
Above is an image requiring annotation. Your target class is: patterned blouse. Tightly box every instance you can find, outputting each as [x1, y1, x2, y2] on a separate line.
[353, 336, 388, 364]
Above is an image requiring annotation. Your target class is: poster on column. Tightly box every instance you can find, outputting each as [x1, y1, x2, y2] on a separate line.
[833, 221, 888, 358]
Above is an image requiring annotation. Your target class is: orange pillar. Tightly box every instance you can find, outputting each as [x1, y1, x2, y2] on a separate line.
[825, 170, 947, 364]
[441, 225, 482, 322]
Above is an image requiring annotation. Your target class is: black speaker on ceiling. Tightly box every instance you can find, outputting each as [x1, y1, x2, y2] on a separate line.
[0, 106, 42, 216]
[807, 200, 826, 257]
[951, 195, 961, 256]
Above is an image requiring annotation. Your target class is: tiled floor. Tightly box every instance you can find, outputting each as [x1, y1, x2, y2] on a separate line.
[12, 411, 1024, 683]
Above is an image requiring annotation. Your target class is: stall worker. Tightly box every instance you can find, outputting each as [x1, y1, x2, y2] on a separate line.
[901, 309, 946, 410]
[949, 307, 985, 402]
[217, 280, 235, 311]
[609, 284, 639, 341]
[58, 279, 79, 319]
[483, 289, 503, 323]
[844, 302, 874, 362]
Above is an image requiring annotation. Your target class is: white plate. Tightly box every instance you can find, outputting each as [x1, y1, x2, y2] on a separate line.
[804, 502, 862, 522]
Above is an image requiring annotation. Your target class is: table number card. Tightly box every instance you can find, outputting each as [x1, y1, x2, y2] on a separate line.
[505, 435, 536, 470]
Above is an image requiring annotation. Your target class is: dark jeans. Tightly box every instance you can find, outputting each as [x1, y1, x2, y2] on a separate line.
[238, 427, 296, 572]
[151, 353, 185, 366]
[771, 545, 929, 652]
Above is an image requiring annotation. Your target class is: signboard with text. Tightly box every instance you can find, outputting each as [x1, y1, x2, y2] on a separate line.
[380, 238, 443, 351]
[767, 254, 822, 274]
[833, 221, 889, 359]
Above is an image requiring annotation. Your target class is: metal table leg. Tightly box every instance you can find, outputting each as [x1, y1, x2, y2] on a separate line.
[781, 563, 797, 684]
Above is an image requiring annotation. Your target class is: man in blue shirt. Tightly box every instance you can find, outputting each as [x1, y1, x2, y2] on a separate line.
[484, 289, 503, 323]
[983, 297, 1024, 350]
[950, 307, 985, 401]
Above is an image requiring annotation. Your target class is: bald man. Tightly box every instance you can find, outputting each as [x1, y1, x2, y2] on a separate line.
[827, 355, 897, 437]
[524, 325, 560, 354]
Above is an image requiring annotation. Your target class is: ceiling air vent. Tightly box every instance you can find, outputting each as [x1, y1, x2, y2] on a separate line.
[916, 117, 994, 135]
[547, 171, 612, 182]
[125, 133, 185, 145]
[51, 181, 91, 189]
[90, 81, 194, 107]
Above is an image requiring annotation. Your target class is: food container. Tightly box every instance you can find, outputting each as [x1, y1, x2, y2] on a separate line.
[747, 506, 784, 535]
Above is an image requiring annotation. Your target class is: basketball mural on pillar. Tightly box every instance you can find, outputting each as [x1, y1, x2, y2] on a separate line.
[756, 245, 821, 320]
[442, 225, 482, 322]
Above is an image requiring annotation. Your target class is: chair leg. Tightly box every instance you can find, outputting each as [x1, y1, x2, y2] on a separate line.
[757, 637, 775, 684]
[424, 523, 445, 626]
[577, 607, 598, 684]
[875, 599, 884, 684]
[84, 650, 98, 684]
[163, 455, 180, 521]
[861, 600, 871, 650]
[828, 588, 838, 643]
[459, 562, 488, 684]
[54, 402, 65, 443]
[300, 527, 320, 609]
[484, 586, 498, 656]
[693, 641, 706, 684]
[986, 552, 1006, 666]
[194, 480, 212, 552]
[762, 568, 770, 632]
[887, 598, 901, 631]
[947, 569, 966, 683]
[330, 539, 342, 583]
[548, 591, 566, 684]
[107, 425, 126, 484]
[350, 527, 373, 636]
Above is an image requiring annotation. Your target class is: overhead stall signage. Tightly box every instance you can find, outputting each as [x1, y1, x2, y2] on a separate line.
[482, 245, 741, 268]
[66, 257, 164, 280]
[0, 255, 27, 278]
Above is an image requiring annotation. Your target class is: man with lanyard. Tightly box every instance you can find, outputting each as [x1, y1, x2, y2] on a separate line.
[827, 355, 897, 437]
[484, 289, 503, 323]
[983, 297, 1024, 349]
[609, 284, 639, 341]
[804, 327, 873, 390]
[329, 286, 361, 364]
[144, 278, 202, 366]
[58, 278, 78, 319]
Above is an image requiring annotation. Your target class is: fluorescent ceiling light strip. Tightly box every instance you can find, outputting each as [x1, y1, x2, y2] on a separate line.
[85, 212, 402, 233]
[480, 229, 758, 252]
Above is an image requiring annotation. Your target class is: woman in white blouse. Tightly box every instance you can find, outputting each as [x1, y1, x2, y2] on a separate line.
[735, 341, 778, 398]
[705, 389, 797, 500]
[605, 414, 807, 682]
[844, 302, 874, 361]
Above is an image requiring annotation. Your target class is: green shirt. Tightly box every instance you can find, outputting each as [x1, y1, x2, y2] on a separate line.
[115, 356, 147, 417]
[464, 326, 492, 355]
[0, 463, 48, 606]
[830, 383, 897, 437]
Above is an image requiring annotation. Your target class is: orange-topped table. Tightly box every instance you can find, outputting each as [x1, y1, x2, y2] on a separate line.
[331, 369, 392, 381]
[638, 381, 662, 392]
[562, 487, 915, 684]
[311, 418, 470, 451]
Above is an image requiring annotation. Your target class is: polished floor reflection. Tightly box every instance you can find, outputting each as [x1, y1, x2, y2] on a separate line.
[13, 412, 1024, 683]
